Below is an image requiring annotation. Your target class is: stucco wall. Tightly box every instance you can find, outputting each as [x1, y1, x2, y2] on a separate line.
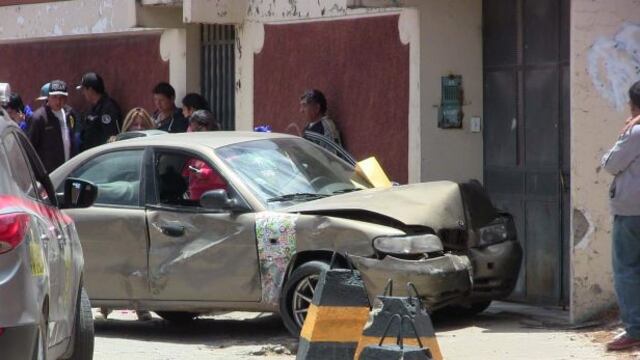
[571, 0, 640, 322]
[0, 0, 137, 41]
[403, 0, 483, 183]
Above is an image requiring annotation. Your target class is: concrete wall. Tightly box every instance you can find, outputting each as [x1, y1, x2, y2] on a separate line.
[402, 0, 483, 183]
[571, 0, 640, 322]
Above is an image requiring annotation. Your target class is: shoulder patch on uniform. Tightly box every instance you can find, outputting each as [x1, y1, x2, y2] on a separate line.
[101, 114, 112, 124]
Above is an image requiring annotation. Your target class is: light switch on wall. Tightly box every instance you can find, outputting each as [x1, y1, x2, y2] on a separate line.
[470, 116, 482, 133]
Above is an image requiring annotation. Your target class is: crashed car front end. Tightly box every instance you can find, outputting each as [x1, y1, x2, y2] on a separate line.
[351, 232, 472, 308]
[286, 180, 522, 310]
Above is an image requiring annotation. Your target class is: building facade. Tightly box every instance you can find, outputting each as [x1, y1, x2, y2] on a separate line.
[0, 0, 638, 323]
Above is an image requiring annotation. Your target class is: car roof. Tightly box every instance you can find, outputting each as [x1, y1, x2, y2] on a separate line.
[107, 131, 299, 150]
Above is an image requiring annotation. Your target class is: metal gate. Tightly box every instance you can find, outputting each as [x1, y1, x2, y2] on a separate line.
[201, 25, 235, 130]
[483, 0, 570, 305]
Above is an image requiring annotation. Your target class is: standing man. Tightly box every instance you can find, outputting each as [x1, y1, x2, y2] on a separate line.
[28, 80, 74, 172]
[76, 72, 122, 151]
[602, 80, 640, 351]
[299, 89, 342, 146]
[152, 82, 188, 133]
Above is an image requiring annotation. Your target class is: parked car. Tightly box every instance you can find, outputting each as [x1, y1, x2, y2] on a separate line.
[0, 110, 97, 359]
[49, 131, 521, 335]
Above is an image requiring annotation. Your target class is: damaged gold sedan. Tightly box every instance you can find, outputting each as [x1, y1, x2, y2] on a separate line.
[49, 132, 521, 335]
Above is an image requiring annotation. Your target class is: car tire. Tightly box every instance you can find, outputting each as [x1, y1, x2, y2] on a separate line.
[156, 311, 199, 323]
[279, 261, 329, 336]
[66, 287, 94, 360]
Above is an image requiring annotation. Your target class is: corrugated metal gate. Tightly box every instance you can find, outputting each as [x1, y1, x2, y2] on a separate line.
[483, 0, 570, 306]
[201, 25, 235, 130]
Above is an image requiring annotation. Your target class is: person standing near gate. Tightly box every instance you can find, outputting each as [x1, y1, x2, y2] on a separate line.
[76, 72, 122, 151]
[602, 80, 640, 351]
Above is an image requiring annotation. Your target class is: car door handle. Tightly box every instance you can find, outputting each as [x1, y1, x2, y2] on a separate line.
[158, 224, 185, 237]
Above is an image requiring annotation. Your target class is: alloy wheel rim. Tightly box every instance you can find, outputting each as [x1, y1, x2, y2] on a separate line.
[291, 274, 319, 328]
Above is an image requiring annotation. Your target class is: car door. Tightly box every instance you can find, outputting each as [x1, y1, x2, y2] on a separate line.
[62, 148, 150, 301]
[145, 148, 261, 301]
[1, 130, 68, 345]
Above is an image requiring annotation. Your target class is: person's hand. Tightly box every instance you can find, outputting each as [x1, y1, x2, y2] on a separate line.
[620, 115, 640, 135]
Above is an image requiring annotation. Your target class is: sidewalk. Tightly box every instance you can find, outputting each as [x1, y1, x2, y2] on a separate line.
[436, 302, 633, 359]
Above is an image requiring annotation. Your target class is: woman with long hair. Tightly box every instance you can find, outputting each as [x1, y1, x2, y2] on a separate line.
[108, 107, 155, 142]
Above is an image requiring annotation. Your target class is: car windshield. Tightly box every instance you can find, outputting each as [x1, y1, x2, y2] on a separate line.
[215, 138, 372, 209]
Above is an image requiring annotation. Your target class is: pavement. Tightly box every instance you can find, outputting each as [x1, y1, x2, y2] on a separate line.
[93, 302, 638, 359]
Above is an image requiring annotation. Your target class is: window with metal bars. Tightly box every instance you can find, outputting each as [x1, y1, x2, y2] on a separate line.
[201, 25, 236, 130]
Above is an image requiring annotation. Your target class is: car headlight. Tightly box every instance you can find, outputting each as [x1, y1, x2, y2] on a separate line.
[373, 234, 443, 255]
[478, 223, 509, 246]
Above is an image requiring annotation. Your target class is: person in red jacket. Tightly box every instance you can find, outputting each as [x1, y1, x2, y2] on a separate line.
[182, 110, 226, 200]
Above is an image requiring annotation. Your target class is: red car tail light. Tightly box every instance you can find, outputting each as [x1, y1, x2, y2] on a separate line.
[0, 213, 30, 254]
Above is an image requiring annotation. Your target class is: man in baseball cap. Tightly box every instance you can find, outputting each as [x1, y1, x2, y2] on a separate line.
[76, 71, 122, 151]
[35, 82, 50, 101]
[28, 80, 75, 172]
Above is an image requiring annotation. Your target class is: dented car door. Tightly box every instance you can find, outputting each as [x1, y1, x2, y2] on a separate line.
[146, 149, 261, 301]
[62, 149, 149, 301]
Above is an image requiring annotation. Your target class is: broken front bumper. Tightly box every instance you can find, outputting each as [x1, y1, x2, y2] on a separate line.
[467, 239, 522, 301]
[349, 253, 472, 310]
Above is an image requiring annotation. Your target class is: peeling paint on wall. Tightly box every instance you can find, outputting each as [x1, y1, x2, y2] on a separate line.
[246, 0, 348, 20]
[587, 22, 640, 111]
[573, 208, 597, 251]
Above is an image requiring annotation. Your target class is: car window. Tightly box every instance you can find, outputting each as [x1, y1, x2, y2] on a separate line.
[216, 138, 372, 209]
[70, 150, 143, 206]
[2, 132, 37, 197]
[303, 130, 357, 166]
[154, 151, 227, 207]
[0, 142, 16, 195]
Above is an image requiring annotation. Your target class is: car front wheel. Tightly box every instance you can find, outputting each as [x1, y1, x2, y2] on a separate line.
[279, 261, 329, 336]
[65, 287, 94, 360]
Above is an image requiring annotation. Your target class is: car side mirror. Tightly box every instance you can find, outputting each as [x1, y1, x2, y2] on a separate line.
[200, 189, 248, 212]
[61, 178, 97, 209]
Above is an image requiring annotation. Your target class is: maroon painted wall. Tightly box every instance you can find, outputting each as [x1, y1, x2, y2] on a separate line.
[0, 32, 169, 117]
[254, 15, 410, 183]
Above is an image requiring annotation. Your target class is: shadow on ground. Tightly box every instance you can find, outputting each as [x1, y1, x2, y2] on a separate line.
[432, 301, 581, 334]
[95, 312, 297, 352]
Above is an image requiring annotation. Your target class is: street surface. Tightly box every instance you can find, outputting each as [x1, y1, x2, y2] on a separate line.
[93, 302, 634, 359]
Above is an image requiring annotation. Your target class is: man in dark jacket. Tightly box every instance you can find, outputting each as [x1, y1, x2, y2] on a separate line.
[76, 72, 122, 151]
[28, 80, 75, 173]
[152, 82, 188, 133]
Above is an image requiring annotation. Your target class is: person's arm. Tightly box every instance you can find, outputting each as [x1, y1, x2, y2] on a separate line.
[101, 101, 122, 136]
[27, 113, 42, 150]
[602, 125, 640, 175]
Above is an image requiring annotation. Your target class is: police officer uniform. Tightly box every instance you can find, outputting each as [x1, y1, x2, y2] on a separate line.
[80, 95, 122, 151]
[76, 72, 122, 151]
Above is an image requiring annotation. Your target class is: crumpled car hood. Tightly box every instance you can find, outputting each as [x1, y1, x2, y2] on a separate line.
[282, 181, 466, 231]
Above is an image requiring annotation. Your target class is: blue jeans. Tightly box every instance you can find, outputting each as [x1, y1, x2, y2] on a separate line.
[613, 215, 640, 339]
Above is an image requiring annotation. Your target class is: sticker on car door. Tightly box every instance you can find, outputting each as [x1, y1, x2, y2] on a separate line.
[256, 212, 298, 305]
